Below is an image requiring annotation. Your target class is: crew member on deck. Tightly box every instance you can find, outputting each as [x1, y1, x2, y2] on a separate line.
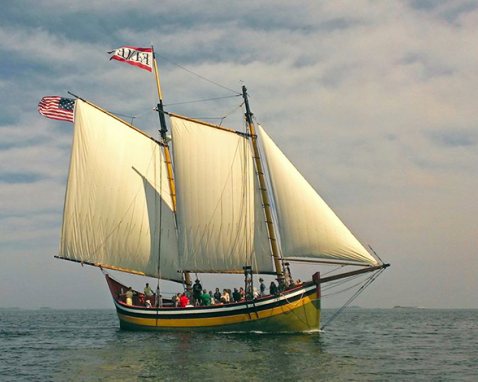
[200, 289, 211, 306]
[125, 287, 133, 306]
[192, 279, 203, 306]
[259, 278, 266, 296]
[144, 283, 154, 297]
[232, 288, 241, 302]
[179, 292, 190, 308]
[171, 293, 180, 307]
[213, 288, 222, 303]
[269, 281, 278, 295]
[221, 289, 230, 303]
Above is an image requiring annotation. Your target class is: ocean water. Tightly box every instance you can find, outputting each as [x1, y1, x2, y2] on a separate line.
[0, 309, 476, 381]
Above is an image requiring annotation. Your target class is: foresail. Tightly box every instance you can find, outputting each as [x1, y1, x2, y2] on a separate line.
[170, 116, 274, 274]
[59, 100, 181, 281]
[258, 126, 378, 266]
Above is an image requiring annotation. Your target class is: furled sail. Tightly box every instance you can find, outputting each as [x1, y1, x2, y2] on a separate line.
[258, 126, 378, 265]
[170, 116, 274, 274]
[59, 100, 181, 281]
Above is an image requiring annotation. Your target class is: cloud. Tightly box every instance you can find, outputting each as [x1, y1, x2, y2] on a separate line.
[1, 0, 478, 309]
[428, 129, 477, 147]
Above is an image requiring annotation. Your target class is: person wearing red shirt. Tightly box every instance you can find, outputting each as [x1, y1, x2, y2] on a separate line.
[179, 293, 190, 308]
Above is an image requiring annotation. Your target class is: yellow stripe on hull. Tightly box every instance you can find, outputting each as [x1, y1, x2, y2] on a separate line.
[117, 292, 320, 332]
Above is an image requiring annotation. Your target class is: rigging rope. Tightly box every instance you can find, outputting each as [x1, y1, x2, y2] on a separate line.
[321, 272, 370, 294]
[156, 54, 245, 124]
[164, 94, 241, 107]
[155, 54, 241, 95]
[107, 55, 246, 126]
[320, 269, 385, 331]
[322, 265, 345, 277]
[179, 99, 244, 125]
[218, 102, 245, 126]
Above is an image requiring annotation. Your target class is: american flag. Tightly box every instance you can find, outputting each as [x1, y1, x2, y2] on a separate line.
[38, 96, 75, 122]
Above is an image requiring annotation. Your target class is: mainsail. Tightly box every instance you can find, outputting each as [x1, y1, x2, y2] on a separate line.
[258, 125, 378, 266]
[170, 115, 274, 274]
[59, 100, 181, 281]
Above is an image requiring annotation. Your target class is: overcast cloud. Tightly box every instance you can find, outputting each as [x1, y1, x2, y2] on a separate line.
[1, 0, 477, 309]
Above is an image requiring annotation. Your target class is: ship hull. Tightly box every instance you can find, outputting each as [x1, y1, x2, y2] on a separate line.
[106, 275, 320, 332]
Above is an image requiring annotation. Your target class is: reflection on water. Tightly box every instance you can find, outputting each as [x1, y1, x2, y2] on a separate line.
[1, 309, 477, 381]
[65, 329, 327, 381]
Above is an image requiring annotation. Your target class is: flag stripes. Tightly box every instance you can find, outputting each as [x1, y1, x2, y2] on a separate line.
[38, 96, 75, 122]
[108, 46, 153, 72]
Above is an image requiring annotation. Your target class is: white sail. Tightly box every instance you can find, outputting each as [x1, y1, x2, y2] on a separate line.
[59, 100, 181, 281]
[252, 170, 274, 273]
[258, 125, 378, 265]
[170, 116, 274, 274]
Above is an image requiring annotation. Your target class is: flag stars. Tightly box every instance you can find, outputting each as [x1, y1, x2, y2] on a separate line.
[59, 98, 75, 111]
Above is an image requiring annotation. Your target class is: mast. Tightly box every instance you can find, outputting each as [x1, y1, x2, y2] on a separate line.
[152, 47, 176, 209]
[242, 85, 285, 283]
[152, 47, 192, 290]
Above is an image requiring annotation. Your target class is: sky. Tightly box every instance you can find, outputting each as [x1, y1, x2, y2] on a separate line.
[1, 0, 477, 310]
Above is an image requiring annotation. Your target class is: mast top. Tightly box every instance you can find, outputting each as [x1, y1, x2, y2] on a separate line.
[242, 85, 253, 126]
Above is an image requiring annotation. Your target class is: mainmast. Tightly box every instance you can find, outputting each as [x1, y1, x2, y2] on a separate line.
[242, 86, 285, 284]
[152, 47, 192, 290]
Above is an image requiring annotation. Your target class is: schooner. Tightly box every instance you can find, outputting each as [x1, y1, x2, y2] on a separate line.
[41, 46, 389, 331]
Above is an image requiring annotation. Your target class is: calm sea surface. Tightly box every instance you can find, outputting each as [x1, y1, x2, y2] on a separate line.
[0, 308, 476, 381]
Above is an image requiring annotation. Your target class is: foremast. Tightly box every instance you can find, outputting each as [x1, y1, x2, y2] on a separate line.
[151, 47, 192, 290]
[242, 86, 285, 284]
